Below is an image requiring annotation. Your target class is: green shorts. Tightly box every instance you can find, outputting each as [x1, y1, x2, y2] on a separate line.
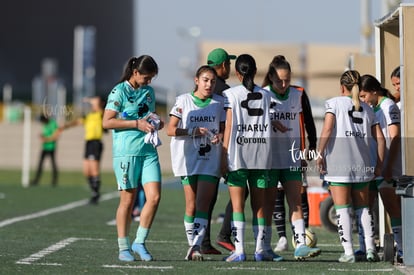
[369, 179, 378, 191]
[330, 181, 369, 190]
[181, 175, 219, 185]
[226, 169, 273, 189]
[269, 169, 302, 185]
[113, 154, 161, 190]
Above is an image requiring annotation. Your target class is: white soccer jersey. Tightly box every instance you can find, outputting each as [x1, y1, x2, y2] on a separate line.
[223, 84, 273, 171]
[374, 97, 402, 177]
[169, 93, 225, 177]
[264, 85, 303, 169]
[323, 96, 377, 183]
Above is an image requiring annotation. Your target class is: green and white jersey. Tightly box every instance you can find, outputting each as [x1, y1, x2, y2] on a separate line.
[323, 96, 377, 183]
[374, 97, 402, 177]
[169, 92, 225, 177]
[223, 84, 273, 171]
[105, 81, 157, 157]
[264, 85, 302, 169]
[42, 119, 58, 151]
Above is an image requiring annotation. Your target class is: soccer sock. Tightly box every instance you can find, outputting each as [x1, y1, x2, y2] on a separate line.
[118, 237, 130, 251]
[192, 212, 208, 247]
[301, 191, 309, 228]
[218, 201, 233, 240]
[253, 217, 266, 253]
[356, 214, 366, 252]
[391, 218, 403, 255]
[184, 214, 195, 246]
[134, 226, 149, 244]
[91, 176, 101, 194]
[274, 189, 286, 238]
[359, 207, 375, 251]
[292, 218, 306, 248]
[335, 206, 353, 255]
[232, 212, 245, 254]
[264, 225, 273, 251]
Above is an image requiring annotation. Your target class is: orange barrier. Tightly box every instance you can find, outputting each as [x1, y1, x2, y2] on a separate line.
[307, 187, 330, 226]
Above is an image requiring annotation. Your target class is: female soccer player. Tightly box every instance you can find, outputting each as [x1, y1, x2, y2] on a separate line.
[103, 55, 164, 262]
[262, 55, 320, 260]
[317, 70, 385, 263]
[167, 65, 225, 261]
[221, 54, 279, 262]
[390, 66, 401, 108]
[359, 74, 403, 263]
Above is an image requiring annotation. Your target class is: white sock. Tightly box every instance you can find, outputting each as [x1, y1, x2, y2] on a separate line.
[254, 224, 266, 253]
[184, 221, 194, 246]
[392, 225, 403, 255]
[355, 210, 366, 252]
[355, 207, 375, 251]
[264, 225, 272, 251]
[232, 220, 245, 254]
[336, 207, 353, 255]
[292, 219, 306, 248]
[192, 217, 208, 247]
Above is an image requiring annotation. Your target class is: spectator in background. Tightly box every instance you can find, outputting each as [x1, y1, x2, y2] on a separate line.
[30, 114, 60, 186]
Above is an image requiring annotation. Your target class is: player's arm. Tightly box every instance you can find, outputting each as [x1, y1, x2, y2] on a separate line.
[220, 108, 232, 176]
[316, 112, 335, 175]
[301, 90, 317, 149]
[102, 109, 154, 133]
[372, 123, 385, 178]
[384, 123, 400, 179]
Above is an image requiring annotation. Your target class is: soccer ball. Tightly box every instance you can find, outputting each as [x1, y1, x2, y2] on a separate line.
[291, 228, 318, 248]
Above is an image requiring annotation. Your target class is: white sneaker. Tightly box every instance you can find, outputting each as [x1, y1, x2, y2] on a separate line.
[274, 236, 288, 252]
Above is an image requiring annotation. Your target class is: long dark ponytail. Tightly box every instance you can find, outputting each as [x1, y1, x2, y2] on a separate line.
[235, 54, 257, 92]
[118, 55, 158, 83]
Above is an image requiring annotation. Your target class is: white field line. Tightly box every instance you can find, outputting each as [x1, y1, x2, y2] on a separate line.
[16, 237, 104, 265]
[103, 265, 174, 270]
[328, 268, 395, 272]
[0, 191, 119, 228]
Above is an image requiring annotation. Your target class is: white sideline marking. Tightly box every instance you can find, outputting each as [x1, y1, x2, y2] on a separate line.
[103, 264, 174, 270]
[328, 268, 394, 272]
[16, 237, 104, 265]
[0, 192, 119, 228]
[215, 267, 286, 271]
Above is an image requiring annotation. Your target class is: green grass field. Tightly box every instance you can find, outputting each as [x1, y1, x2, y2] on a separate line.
[0, 169, 404, 274]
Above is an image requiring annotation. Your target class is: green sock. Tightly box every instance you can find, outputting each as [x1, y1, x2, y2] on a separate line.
[134, 226, 149, 244]
[118, 237, 129, 252]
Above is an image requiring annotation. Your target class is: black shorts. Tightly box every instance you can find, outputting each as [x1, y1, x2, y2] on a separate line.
[84, 140, 103, 161]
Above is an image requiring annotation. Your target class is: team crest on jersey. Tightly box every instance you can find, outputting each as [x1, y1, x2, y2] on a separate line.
[146, 92, 153, 103]
[175, 107, 183, 114]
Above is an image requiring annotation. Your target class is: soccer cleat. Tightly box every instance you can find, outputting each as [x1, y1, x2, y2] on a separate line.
[224, 252, 246, 262]
[274, 236, 288, 252]
[131, 242, 153, 261]
[294, 245, 321, 260]
[354, 249, 366, 262]
[200, 244, 222, 255]
[118, 249, 135, 262]
[216, 237, 235, 252]
[185, 245, 203, 261]
[338, 253, 355, 263]
[397, 254, 404, 264]
[254, 250, 284, 262]
[366, 249, 379, 262]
